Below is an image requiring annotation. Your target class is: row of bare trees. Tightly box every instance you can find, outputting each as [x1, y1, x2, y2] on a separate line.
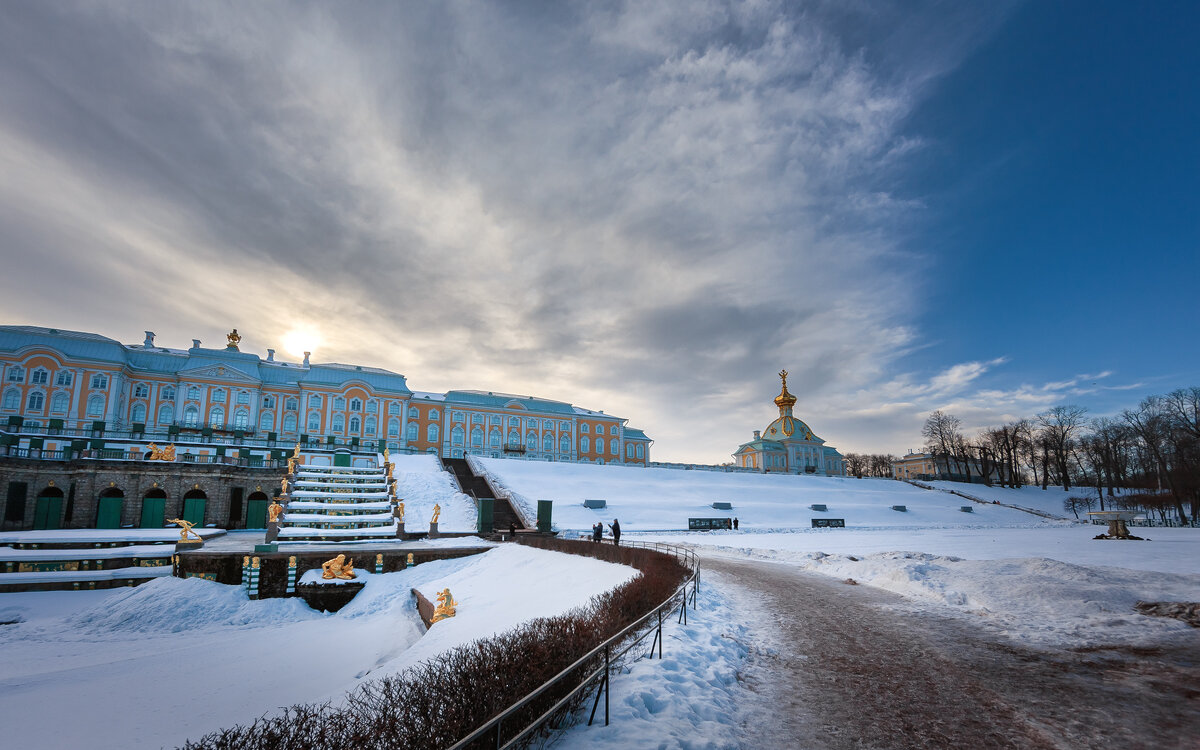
[917, 387, 1199, 525]
[843, 453, 896, 478]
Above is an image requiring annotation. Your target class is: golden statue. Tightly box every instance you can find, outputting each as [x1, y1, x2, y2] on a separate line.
[226, 329, 242, 349]
[394, 501, 405, 522]
[146, 443, 176, 461]
[292, 443, 301, 459]
[168, 518, 202, 542]
[321, 554, 357, 580]
[280, 477, 289, 495]
[383, 447, 391, 465]
[431, 503, 441, 524]
[287, 456, 297, 475]
[386, 462, 394, 480]
[268, 498, 284, 523]
[431, 588, 457, 623]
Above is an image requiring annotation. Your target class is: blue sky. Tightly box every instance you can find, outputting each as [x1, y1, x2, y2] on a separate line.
[0, 1, 1195, 462]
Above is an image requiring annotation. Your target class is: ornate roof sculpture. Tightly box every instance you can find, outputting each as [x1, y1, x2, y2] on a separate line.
[732, 369, 843, 475]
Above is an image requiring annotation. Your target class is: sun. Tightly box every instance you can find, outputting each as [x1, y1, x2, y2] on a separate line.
[281, 328, 321, 358]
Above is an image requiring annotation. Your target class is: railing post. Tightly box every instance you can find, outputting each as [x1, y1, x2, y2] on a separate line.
[604, 643, 610, 726]
[658, 609, 663, 658]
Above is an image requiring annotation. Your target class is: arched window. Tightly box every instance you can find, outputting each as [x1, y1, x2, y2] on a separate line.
[364, 416, 376, 435]
[209, 407, 224, 427]
[471, 426, 483, 447]
[507, 430, 519, 445]
[133, 383, 149, 398]
[7, 366, 24, 383]
[366, 400, 377, 413]
[157, 404, 173, 425]
[526, 431, 537, 451]
[187, 386, 200, 400]
[560, 434, 570, 453]
[90, 373, 108, 389]
[332, 415, 345, 432]
[427, 424, 439, 442]
[581, 436, 590, 453]
[29, 369, 46, 385]
[408, 407, 419, 419]
[636, 445, 644, 458]
[183, 405, 199, 426]
[334, 396, 346, 410]
[451, 425, 465, 446]
[52, 392, 69, 412]
[2, 389, 18, 410]
[627, 444, 634, 458]
[211, 390, 226, 403]
[472, 413, 484, 424]
[234, 410, 249, 429]
[580, 423, 590, 433]
[27, 392, 45, 411]
[596, 438, 605, 454]
[407, 423, 418, 441]
[388, 402, 399, 415]
[56, 370, 73, 387]
[130, 403, 146, 422]
[283, 414, 297, 433]
[350, 416, 361, 433]
[309, 394, 322, 408]
[429, 409, 440, 421]
[161, 386, 175, 401]
[350, 398, 362, 411]
[509, 417, 520, 428]
[307, 412, 321, 432]
[490, 429, 501, 448]
[388, 418, 400, 437]
[543, 433, 553, 452]
[87, 395, 105, 417]
[259, 412, 273, 431]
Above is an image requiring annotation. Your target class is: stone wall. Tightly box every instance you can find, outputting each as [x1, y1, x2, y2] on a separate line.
[0, 457, 285, 531]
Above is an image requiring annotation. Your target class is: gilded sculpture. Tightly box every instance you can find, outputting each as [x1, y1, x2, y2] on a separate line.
[287, 456, 297, 475]
[431, 588, 457, 623]
[280, 477, 289, 495]
[146, 443, 176, 461]
[268, 498, 285, 523]
[321, 554, 356, 580]
[226, 329, 242, 349]
[431, 503, 441, 524]
[292, 443, 301, 459]
[394, 501, 405, 522]
[168, 517, 202, 542]
[383, 447, 390, 465]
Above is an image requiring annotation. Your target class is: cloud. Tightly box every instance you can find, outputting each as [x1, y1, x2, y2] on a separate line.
[0, 1, 1019, 462]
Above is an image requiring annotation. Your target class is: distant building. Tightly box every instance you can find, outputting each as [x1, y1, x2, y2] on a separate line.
[732, 371, 845, 475]
[892, 450, 1008, 483]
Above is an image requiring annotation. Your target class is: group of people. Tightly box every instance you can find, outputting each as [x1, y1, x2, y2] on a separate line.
[590, 519, 620, 545]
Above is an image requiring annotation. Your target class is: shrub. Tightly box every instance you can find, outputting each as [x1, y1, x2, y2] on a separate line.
[182, 540, 689, 750]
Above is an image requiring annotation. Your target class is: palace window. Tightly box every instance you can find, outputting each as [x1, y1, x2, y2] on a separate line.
[580, 423, 590, 433]
[408, 406, 419, 419]
[508, 417, 520, 428]
[236, 391, 250, 405]
[161, 385, 175, 400]
[560, 435, 570, 452]
[183, 405, 199, 426]
[307, 412, 321, 432]
[490, 429, 501, 448]
[350, 398, 362, 411]
[388, 418, 400, 438]
[130, 403, 145, 422]
[31, 369, 48, 385]
[507, 430, 519, 445]
[526, 431, 537, 451]
[636, 445, 644, 458]
[133, 383, 149, 398]
[627, 444, 634, 458]
[240, 411, 257, 429]
[90, 373, 108, 389]
[451, 425, 464, 446]
[209, 407, 224, 427]
[309, 394, 322, 408]
[427, 424, 439, 442]
[407, 423, 418, 441]
[596, 438, 605, 454]
[2, 389, 17, 410]
[27, 392, 45, 411]
[283, 414, 297, 433]
[285, 397, 298, 411]
[471, 426, 483, 447]
[429, 409, 439, 421]
[157, 404, 173, 425]
[332, 415, 345, 432]
[365, 400, 376, 414]
[473, 414, 484, 424]
[364, 416, 376, 435]
[542, 433, 553, 452]
[86, 395, 104, 417]
[52, 393, 70, 413]
[7, 366, 24, 383]
[453, 411, 464, 422]
[388, 402, 399, 415]
[580, 436, 590, 453]
[211, 390, 226, 403]
[188, 386, 201, 400]
[259, 412, 273, 431]
[57, 370, 73, 387]
[350, 416, 361, 433]
[334, 396, 346, 410]
[262, 395, 275, 408]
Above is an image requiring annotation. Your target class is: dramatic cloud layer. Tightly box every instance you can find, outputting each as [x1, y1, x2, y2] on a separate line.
[1, 1, 1029, 461]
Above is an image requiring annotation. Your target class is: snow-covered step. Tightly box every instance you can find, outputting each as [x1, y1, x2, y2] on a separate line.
[286, 501, 392, 511]
[294, 481, 389, 489]
[282, 512, 394, 524]
[277, 527, 400, 539]
[288, 490, 390, 499]
[296, 465, 381, 473]
[0, 565, 172, 591]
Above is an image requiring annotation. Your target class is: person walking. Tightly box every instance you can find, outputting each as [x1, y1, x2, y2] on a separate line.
[733, 517, 739, 530]
[609, 518, 621, 546]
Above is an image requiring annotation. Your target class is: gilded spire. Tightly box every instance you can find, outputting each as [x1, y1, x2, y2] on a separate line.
[774, 369, 797, 414]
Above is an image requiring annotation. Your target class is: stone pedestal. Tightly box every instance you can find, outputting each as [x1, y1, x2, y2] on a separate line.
[428, 521, 440, 539]
[395, 521, 406, 539]
[175, 539, 204, 553]
[265, 521, 280, 544]
[296, 581, 366, 613]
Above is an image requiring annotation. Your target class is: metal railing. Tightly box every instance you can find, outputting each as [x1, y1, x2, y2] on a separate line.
[449, 540, 700, 750]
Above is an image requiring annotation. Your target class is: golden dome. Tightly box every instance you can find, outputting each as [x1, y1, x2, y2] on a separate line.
[773, 369, 797, 410]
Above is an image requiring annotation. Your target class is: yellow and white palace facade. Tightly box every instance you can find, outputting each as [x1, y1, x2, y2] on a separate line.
[733, 371, 845, 476]
[0, 326, 651, 465]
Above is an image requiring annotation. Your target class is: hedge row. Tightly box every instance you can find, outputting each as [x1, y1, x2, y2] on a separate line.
[182, 539, 690, 750]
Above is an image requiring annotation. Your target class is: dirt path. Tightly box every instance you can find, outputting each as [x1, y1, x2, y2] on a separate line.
[704, 556, 1200, 750]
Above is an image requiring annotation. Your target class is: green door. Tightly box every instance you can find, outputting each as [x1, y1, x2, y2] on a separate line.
[334, 452, 351, 467]
[33, 496, 63, 530]
[96, 496, 123, 529]
[246, 498, 267, 529]
[140, 497, 166, 529]
[182, 497, 206, 527]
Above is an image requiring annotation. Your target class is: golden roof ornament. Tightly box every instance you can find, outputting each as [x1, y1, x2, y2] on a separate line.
[774, 369, 797, 413]
[226, 329, 242, 350]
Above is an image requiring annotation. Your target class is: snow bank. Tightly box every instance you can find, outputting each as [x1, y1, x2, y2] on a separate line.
[391, 453, 478, 531]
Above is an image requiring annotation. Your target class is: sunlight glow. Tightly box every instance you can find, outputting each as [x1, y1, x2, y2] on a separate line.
[281, 328, 321, 359]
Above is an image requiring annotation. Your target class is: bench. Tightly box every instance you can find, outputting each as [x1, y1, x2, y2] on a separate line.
[811, 518, 845, 528]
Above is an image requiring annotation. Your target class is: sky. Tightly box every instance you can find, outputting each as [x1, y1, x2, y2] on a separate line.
[1, 1, 1197, 463]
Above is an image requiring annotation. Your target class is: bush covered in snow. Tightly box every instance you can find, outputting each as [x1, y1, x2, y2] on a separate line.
[181, 539, 689, 750]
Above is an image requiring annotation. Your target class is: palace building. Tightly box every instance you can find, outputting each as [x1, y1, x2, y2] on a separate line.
[732, 371, 845, 475]
[0, 325, 652, 466]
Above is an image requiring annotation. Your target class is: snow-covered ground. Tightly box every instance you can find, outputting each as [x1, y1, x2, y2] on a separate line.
[477, 458, 1055, 531]
[388, 453, 477, 531]
[923, 479, 1128, 519]
[0, 544, 636, 750]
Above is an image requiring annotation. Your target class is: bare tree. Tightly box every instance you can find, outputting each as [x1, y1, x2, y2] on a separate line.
[922, 411, 964, 478]
[1037, 405, 1087, 491]
[1123, 397, 1191, 525]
